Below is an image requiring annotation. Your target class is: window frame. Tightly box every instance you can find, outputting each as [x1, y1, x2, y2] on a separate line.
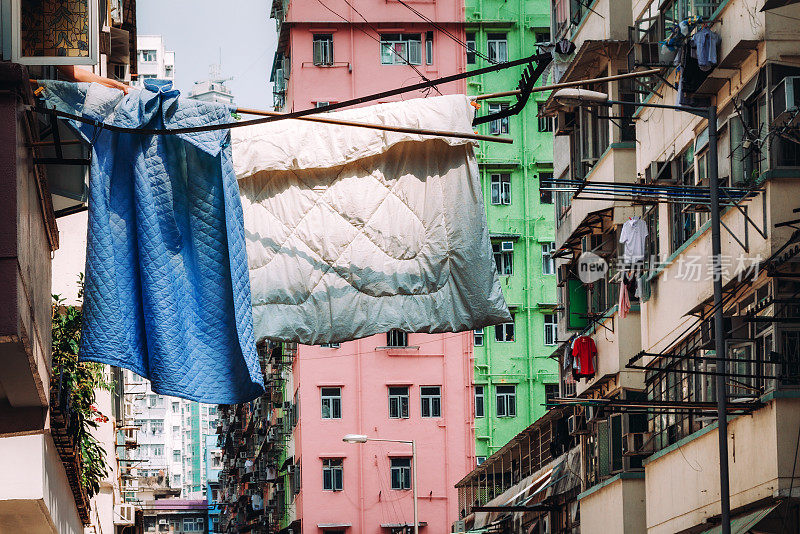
[11, 0, 100, 66]
[466, 32, 477, 64]
[496, 385, 517, 417]
[420, 386, 442, 418]
[488, 103, 510, 135]
[380, 33, 422, 65]
[388, 386, 410, 419]
[312, 33, 334, 66]
[322, 458, 344, 491]
[473, 328, 485, 347]
[495, 317, 515, 343]
[425, 30, 433, 65]
[490, 173, 511, 205]
[390, 458, 412, 490]
[544, 313, 558, 346]
[486, 32, 508, 63]
[542, 242, 556, 275]
[474, 385, 485, 418]
[321, 387, 342, 420]
[492, 241, 514, 275]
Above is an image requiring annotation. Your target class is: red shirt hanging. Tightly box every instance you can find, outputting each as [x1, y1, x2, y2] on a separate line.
[572, 336, 597, 378]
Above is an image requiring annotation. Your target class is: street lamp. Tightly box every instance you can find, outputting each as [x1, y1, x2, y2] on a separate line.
[343, 434, 418, 534]
[553, 88, 731, 534]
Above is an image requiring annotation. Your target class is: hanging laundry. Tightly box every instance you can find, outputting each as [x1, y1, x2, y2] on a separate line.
[619, 216, 648, 263]
[232, 95, 511, 345]
[693, 26, 720, 71]
[572, 335, 597, 379]
[39, 80, 264, 404]
[618, 276, 631, 319]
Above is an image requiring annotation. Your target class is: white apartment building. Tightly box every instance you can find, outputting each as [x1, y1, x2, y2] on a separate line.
[125, 371, 219, 500]
[136, 34, 175, 86]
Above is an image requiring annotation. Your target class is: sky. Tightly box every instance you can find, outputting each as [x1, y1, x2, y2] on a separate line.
[136, 0, 278, 109]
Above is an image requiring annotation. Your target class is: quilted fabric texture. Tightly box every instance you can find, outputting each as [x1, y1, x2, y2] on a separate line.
[233, 95, 511, 344]
[41, 80, 264, 404]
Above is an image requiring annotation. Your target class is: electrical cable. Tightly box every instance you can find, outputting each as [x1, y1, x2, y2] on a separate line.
[35, 52, 547, 136]
[314, 0, 440, 95]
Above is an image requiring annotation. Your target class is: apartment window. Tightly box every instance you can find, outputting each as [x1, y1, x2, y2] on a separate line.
[163, 65, 173, 78]
[490, 173, 511, 204]
[387, 329, 408, 347]
[545, 383, 559, 409]
[542, 242, 556, 275]
[321, 387, 342, 419]
[425, 31, 433, 65]
[148, 394, 158, 408]
[152, 445, 164, 457]
[476, 456, 487, 465]
[670, 147, 697, 252]
[539, 171, 554, 204]
[315, 101, 331, 108]
[534, 29, 551, 43]
[538, 107, 554, 132]
[495, 317, 515, 342]
[420, 386, 441, 418]
[496, 385, 517, 417]
[389, 387, 410, 419]
[173, 450, 181, 462]
[488, 103, 510, 135]
[390, 458, 412, 489]
[313, 34, 334, 66]
[172, 474, 180, 486]
[492, 241, 514, 275]
[380, 33, 422, 65]
[474, 386, 485, 418]
[140, 49, 157, 62]
[466, 32, 477, 64]
[151, 421, 163, 434]
[140, 74, 157, 81]
[487, 33, 507, 63]
[473, 328, 485, 347]
[544, 313, 558, 346]
[322, 459, 344, 491]
[321, 343, 340, 348]
[172, 402, 179, 413]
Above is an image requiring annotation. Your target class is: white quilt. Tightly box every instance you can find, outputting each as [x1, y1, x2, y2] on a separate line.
[232, 94, 511, 344]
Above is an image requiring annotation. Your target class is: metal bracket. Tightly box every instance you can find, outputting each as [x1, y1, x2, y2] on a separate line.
[472, 53, 552, 126]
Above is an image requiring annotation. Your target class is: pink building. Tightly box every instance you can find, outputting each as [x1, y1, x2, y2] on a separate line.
[271, 0, 467, 111]
[269, 1, 475, 531]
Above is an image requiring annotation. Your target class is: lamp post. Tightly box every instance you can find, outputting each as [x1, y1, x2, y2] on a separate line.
[553, 89, 731, 534]
[343, 434, 418, 534]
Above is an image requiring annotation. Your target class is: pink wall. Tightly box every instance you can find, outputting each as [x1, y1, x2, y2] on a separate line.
[279, 2, 474, 530]
[281, 0, 467, 110]
[293, 332, 475, 533]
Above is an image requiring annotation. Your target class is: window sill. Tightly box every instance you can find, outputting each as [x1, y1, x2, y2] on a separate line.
[375, 346, 419, 351]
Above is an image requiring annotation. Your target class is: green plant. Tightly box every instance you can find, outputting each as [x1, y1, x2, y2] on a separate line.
[52, 274, 113, 499]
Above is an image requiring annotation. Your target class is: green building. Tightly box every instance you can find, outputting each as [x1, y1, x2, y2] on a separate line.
[465, 0, 559, 460]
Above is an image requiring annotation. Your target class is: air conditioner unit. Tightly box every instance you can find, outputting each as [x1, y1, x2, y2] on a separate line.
[644, 160, 670, 183]
[282, 56, 291, 79]
[239, 451, 247, 459]
[771, 76, 800, 126]
[555, 110, 576, 135]
[113, 504, 136, 525]
[627, 42, 661, 70]
[557, 264, 570, 286]
[585, 404, 604, 422]
[501, 241, 514, 252]
[622, 431, 654, 456]
[159, 518, 168, 525]
[453, 519, 467, 533]
[568, 414, 588, 435]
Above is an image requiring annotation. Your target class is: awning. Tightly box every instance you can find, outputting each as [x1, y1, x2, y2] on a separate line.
[552, 207, 613, 259]
[318, 524, 352, 530]
[761, 0, 800, 10]
[698, 502, 781, 534]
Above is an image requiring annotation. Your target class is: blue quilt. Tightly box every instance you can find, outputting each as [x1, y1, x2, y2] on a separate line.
[41, 80, 264, 404]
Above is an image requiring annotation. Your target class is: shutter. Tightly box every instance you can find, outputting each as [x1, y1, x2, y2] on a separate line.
[597, 419, 611, 478]
[567, 279, 589, 329]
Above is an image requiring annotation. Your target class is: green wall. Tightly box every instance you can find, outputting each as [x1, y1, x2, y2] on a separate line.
[466, 0, 559, 460]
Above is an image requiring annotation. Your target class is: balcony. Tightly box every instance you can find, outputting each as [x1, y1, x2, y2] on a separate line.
[644, 396, 800, 533]
[552, 0, 632, 61]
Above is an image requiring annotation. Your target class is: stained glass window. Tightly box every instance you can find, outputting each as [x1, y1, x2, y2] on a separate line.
[19, 0, 95, 62]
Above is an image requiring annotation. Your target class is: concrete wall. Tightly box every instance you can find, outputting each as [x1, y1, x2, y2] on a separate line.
[644, 397, 800, 534]
[293, 332, 475, 533]
[0, 433, 84, 534]
[580, 475, 647, 534]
